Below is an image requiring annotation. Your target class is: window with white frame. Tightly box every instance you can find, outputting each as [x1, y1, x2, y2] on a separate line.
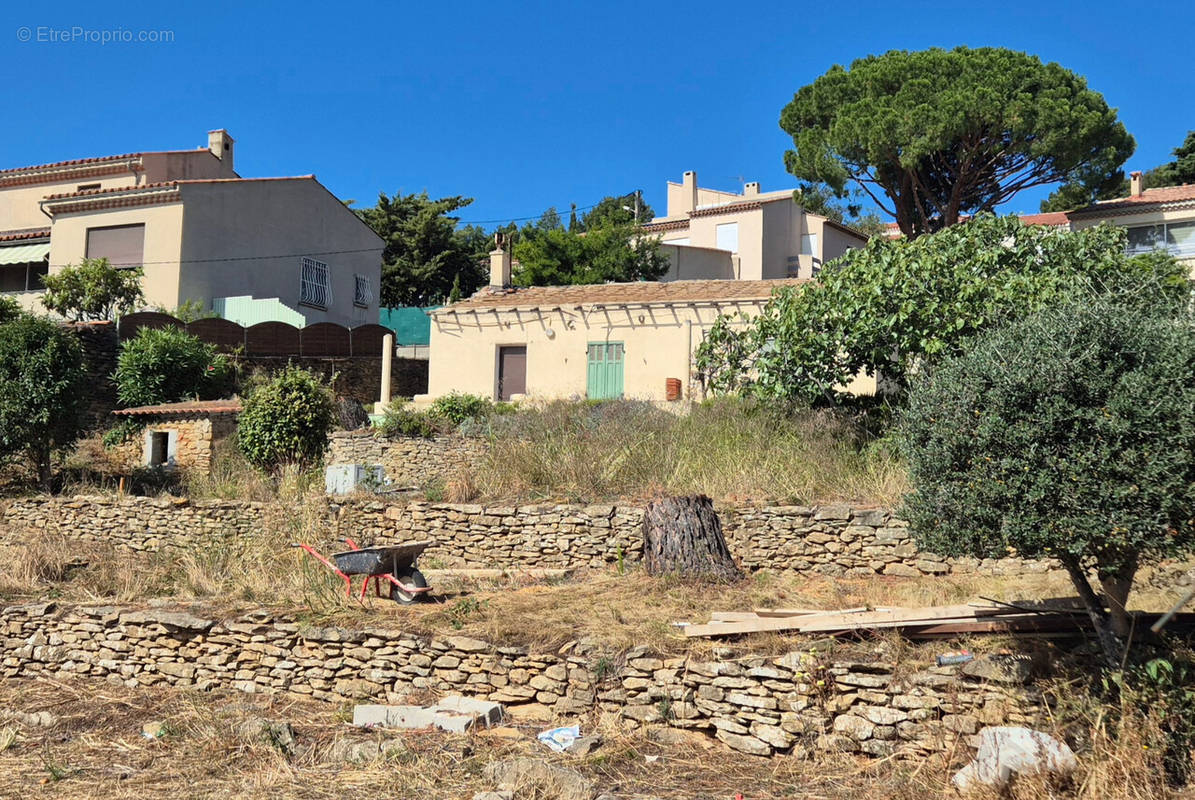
[300, 257, 330, 309]
[353, 274, 373, 307]
[800, 233, 818, 256]
[1126, 221, 1195, 258]
[715, 222, 739, 253]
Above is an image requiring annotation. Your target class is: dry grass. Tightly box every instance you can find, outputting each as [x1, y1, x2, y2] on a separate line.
[0, 675, 1190, 800]
[465, 398, 908, 506]
[2, 519, 1184, 657]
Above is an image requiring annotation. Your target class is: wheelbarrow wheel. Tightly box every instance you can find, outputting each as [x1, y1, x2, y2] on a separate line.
[390, 566, 427, 604]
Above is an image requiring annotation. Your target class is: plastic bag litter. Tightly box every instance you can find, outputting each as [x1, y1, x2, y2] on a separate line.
[537, 725, 581, 753]
[953, 727, 1078, 791]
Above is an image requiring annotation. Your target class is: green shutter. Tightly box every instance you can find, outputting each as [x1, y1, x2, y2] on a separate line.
[586, 342, 624, 400]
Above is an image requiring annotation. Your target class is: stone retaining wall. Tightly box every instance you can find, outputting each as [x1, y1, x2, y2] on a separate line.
[0, 600, 1049, 758]
[2, 495, 1054, 577]
[327, 431, 487, 488]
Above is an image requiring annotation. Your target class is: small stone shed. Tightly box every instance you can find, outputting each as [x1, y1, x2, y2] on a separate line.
[111, 399, 241, 474]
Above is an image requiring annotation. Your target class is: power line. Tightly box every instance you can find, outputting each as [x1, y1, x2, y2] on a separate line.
[456, 201, 601, 225]
[48, 246, 385, 269]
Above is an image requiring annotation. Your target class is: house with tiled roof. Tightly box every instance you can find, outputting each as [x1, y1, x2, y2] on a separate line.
[0, 130, 382, 327]
[416, 240, 875, 405]
[1068, 172, 1195, 271]
[640, 171, 868, 280]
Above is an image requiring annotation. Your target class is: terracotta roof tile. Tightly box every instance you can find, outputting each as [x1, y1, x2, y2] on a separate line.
[883, 211, 1073, 238]
[0, 153, 143, 176]
[40, 175, 318, 202]
[0, 227, 51, 243]
[111, 399, 242, 417]
[439, 278, 809, 312]
[1071, 183, 1195, 215]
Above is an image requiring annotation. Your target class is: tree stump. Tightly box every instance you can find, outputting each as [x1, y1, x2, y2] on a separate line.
[642, 494, 743, 582]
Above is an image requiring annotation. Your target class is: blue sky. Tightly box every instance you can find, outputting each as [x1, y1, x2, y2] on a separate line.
[2, 0, 1190, 227]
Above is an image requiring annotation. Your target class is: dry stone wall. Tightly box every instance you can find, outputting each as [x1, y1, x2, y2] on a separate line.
[327, 432, 487, 488]
[1, 496, 1057, 577]
[0, 600, 1049, 758]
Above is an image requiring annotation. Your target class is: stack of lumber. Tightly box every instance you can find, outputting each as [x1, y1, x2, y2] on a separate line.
[682, 602, 1131, 639]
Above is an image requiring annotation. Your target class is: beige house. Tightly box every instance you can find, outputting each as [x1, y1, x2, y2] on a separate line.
[0, 129, 383, 327]
[640, 171, 868, 280]
[418, 245, 875, 405]
[1067, 173, 1195, 273]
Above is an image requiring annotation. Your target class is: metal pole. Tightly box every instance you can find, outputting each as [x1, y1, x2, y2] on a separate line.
[1151, 582, 1195, 634]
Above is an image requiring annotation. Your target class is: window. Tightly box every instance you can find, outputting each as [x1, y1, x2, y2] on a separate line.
[86, 223, 145, 268]
[0, 261, 49, 293]
[353, 274, 373, 307]
[76, 183, 101, 192]
[300, 257, 331, 309]
[1126, 221, 1195, 258]
[800, 233, 818, 256]
[715, 223, 739, 253]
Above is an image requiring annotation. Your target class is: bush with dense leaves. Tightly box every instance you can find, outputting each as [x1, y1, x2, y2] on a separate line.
[378, 401, 440, 438]
[0, 314, 86, 488]
[41, 258, 144, 321]
[236, 367, 335, 472]
[900, 298, 1195, 664]
[430, 393, 494, 426]
[696, 215, 1188, 406]
[114, 326, 232, 408]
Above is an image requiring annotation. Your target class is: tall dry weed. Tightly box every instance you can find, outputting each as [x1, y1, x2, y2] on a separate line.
[469, 397, 907, 505]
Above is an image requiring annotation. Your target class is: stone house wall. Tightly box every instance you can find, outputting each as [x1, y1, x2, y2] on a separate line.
[113, 412, 239, 474]
[0, 600, 1050, 759]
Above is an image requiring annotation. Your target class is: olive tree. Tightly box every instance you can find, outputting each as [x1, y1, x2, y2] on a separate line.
[0, 314, 86, 489]
[900, 299, 1195, 665]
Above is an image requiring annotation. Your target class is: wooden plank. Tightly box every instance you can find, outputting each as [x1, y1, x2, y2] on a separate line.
[710, 612, 772, 622]
[752, 607, 861, 618]
[684, 604, 1010, 638]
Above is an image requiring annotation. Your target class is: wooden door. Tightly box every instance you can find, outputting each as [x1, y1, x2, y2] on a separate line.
[497, 346, 527, 400]
[586, 342, 624, 400]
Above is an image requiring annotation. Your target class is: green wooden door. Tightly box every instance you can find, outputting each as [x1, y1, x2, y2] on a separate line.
[586, 342, 624, 400]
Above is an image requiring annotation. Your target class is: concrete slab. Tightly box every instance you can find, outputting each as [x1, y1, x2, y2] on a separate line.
[434, 695, 505, 727]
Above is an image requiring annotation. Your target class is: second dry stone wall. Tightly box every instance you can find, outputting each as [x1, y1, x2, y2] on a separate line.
[2, 496, 1057, 577]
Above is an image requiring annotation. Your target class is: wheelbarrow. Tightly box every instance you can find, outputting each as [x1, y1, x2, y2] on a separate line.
[292, 537, 434, 604]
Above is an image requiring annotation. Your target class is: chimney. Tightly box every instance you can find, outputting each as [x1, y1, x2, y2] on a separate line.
[1130, 170, 1143, 197]
[681, 170, 698, 214]
[207, 129, 235, 172]
[489, 233, 512, 289]
[743, 181, 760, 197]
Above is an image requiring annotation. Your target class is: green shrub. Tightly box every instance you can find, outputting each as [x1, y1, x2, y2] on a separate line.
[0, 315, 86, 488]
[900, 298, 1195, 665]
[378, 401, 439, 438]
[41, 257, 144, 321]
[236, 367, 335, 472]
[114, 326, 233, 408]
[430, 392, 493, 425]
[0, 297, 21, 325]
